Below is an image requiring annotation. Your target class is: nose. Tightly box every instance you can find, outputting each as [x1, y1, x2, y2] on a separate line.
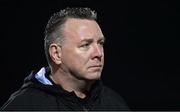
[92, 44, 103, 60]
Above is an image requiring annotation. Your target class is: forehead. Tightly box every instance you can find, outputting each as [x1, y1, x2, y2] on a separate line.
[63, 18, 104, 41]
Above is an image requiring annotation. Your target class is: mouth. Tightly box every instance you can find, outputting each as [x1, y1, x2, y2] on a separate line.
[88, 65, 102, 69]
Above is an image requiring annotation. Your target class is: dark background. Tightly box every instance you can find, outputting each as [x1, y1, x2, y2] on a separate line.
[0, 0, 180, 110]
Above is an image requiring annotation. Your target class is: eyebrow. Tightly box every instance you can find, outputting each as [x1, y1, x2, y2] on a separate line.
[80, 36, 105, 43]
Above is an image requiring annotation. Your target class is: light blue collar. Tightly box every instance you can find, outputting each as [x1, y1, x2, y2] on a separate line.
[35, 67, 53, 85]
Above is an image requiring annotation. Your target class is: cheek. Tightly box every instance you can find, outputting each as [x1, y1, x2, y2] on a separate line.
[74, 53, 90, 67]
[62, 49, 89, 68]
[74, 48, 92, 63]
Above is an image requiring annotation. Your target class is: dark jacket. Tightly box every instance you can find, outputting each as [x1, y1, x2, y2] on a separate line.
[1, 67, 129, 111]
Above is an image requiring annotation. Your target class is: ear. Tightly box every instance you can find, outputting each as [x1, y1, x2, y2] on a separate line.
[49, 43, 62, 65]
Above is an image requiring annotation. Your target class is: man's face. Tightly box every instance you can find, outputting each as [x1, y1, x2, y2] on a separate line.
[60, 18, 104, 81]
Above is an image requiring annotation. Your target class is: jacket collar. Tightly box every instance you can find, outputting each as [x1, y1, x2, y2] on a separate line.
[22, 67, 103, 110]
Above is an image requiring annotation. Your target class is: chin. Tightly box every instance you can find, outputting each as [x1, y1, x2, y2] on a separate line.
[85, 72, 101, 81]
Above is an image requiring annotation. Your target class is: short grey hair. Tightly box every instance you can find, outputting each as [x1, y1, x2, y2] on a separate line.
[44, 7, 97, 66]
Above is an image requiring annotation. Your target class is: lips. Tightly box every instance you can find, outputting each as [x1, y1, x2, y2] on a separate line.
[88, 65, 102, 68]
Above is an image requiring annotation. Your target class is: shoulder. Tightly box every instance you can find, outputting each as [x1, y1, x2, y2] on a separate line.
[1, 88, 57, 110]
[103, 86, 120, 95]
[100, 86, 130, 110]
[8, 88, 51, 101]
[102, 86, 124, 99]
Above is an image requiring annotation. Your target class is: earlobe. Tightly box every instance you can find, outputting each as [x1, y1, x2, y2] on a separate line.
[49, 44, 62, 65]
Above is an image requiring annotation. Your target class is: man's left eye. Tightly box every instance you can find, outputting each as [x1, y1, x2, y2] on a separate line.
[81, 43, 90, 48]
[99, 41, 104, 46]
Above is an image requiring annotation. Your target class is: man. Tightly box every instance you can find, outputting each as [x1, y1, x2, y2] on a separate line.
[1, 7, 129, 110]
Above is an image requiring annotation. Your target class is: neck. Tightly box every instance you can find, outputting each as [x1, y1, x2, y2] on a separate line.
[50, 67, 95, 99]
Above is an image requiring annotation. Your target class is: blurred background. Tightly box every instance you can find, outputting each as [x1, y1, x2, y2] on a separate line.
[0, 0, 180, 110]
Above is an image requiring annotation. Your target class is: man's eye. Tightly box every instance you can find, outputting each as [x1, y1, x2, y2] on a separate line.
[99, 41, 105, 46]
[81, 43, 90, 48]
